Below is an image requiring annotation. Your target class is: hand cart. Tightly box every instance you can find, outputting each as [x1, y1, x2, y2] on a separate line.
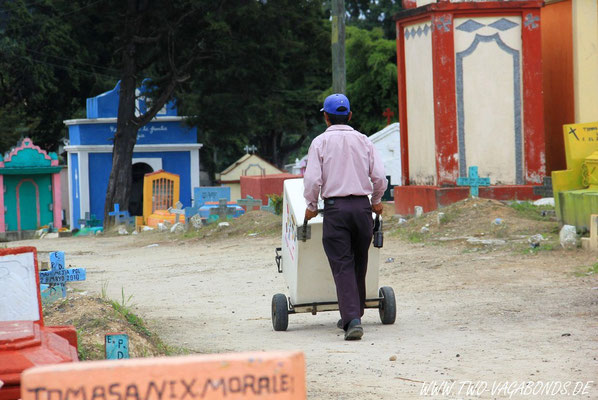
[272, 178, 396, 331]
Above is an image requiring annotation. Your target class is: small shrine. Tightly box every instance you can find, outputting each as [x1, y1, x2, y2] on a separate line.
[369, 122, 401, 200]
[0, 138, 63, 239]
[143, 170, 182, 227]
[552, 121, 598, 231]
[64, 81, 202, 228]
[218, 154, 284, 201]
[394, 0, 545, 214]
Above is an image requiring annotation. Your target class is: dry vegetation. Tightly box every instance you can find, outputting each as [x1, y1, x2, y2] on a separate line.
[43, 293, 186, 360]
[386, 197, 560, 253]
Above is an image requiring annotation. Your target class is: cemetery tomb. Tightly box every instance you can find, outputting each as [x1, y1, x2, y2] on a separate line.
[0, 139, 63, 240]
[272, 179, 395, 331]
[394, 0, 545, 214]
[22, 351, 306, 400]
[0, 247, 78, 400]
[368, 122, 402, 200]
[240, 173, 301, 206]
[219, 154, 284, 201]
[204, 200, 244, 223]
[552, 121, 598, 231]
[64, 81, 202, 229]
[185, 186, 231, 221]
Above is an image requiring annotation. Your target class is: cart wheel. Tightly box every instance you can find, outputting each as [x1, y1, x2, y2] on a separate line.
[272, 293, 289, 331]
[379, 286, 396, 325]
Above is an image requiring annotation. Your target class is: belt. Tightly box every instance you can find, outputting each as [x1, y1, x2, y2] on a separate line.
[324, 195, 368, 205]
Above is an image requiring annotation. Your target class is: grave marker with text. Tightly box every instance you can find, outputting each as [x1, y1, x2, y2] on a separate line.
[22, 351, 306, 400]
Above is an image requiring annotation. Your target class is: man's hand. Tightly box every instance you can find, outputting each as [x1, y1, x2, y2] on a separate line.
[372, 202, 383, 215]
[305, 208, 318, 221]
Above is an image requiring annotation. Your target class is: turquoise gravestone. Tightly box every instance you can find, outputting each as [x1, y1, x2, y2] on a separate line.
[105, 333, 130, 359]
[456, 166, 490, 197]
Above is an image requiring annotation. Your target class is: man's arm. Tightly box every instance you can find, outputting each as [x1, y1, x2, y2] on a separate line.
[303, 141, 322, 214]
[368, 140, 388, 208]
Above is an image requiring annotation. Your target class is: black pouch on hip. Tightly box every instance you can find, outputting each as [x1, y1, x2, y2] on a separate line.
[373, 215, 383, 248]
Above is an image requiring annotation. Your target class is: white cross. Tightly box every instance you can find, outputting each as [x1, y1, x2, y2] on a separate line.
[168, 201, 186, 224]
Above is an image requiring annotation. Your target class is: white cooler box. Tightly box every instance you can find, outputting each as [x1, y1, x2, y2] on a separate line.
[272, 178, 396, 331]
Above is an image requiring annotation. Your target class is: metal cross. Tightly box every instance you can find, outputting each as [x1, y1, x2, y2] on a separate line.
[237, 195, 263, 212]
[244, 145, 257, 154]
[39, 251, 86, 298]
[168, 201, 186, 224]
[109, 203, 134, 225]
[456, 166, 490, 197]
[209, 199, 237, 222]
[78, 212, 102, 228]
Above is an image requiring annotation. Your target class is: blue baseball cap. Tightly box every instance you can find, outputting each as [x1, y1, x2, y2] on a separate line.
[320, 93, 351, 116]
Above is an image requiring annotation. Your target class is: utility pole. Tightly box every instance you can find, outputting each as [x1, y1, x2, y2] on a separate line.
[331, 0, 346, 94]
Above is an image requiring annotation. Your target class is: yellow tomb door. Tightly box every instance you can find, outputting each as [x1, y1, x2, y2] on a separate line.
[142, 170, 180, 227]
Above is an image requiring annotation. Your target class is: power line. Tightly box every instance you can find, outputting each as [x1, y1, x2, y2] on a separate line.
[0, 0, 49, 14]
[23, 47, 119, 75]
[4, 50, 119, 79]
[2, 0, 107, 31]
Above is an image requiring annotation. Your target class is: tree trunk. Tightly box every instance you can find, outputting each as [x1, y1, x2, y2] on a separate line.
[103, 2, 139, 227]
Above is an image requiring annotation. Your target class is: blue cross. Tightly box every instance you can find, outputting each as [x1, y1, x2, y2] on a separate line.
[524, 13, 539, 30]
[39, 252, 86, 298]
[109, 203, 134, 225]
[457, 166, 490, 197]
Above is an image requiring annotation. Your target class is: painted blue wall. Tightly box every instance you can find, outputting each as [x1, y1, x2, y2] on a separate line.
[70, 154, 80, 227]
[88, 153, 112, 223]
[83, 151, 192, 228]
[68, 121, 197, 146]
[86, 81, 177, 119]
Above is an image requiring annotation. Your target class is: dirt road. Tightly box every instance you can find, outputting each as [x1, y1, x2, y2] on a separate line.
[11, 230, 598, 399]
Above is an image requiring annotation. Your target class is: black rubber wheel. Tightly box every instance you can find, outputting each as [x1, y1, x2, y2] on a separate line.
[379, 286, 396, 325]
[272, 293, 289, 331]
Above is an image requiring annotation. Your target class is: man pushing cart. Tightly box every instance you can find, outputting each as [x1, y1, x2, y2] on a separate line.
[272, 94, 396, 341]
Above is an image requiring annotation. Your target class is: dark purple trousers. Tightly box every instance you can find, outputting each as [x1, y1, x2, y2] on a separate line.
[322, 196, 373, 329]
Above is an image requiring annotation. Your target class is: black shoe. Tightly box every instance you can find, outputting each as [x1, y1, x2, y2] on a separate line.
[344, 319, 363, 341]
[337, 319, 344, 330]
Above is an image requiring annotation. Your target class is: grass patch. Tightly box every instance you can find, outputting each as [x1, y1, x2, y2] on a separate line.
[110, 300, 152, 338]
[393, 226, 425, 243]
[509, 201, 555, 221]
[574, 263, 598, 277]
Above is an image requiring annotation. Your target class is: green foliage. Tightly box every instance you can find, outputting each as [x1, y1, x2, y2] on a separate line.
[341, 26, 398, 136]
[181, 0, 331, 173]
[0, 0, 116, 153]
[267, 194, 284, 215]
[344, 0, 403, 39]
[323, 0, 403, 39]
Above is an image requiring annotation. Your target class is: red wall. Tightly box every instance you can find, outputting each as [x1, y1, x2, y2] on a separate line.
[541, 0, 574, 173]
[240, 174, 301, 206]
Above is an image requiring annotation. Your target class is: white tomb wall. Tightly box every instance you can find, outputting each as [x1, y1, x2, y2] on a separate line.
[404, 21, 437, 185]
[454, 16, 524, 185]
